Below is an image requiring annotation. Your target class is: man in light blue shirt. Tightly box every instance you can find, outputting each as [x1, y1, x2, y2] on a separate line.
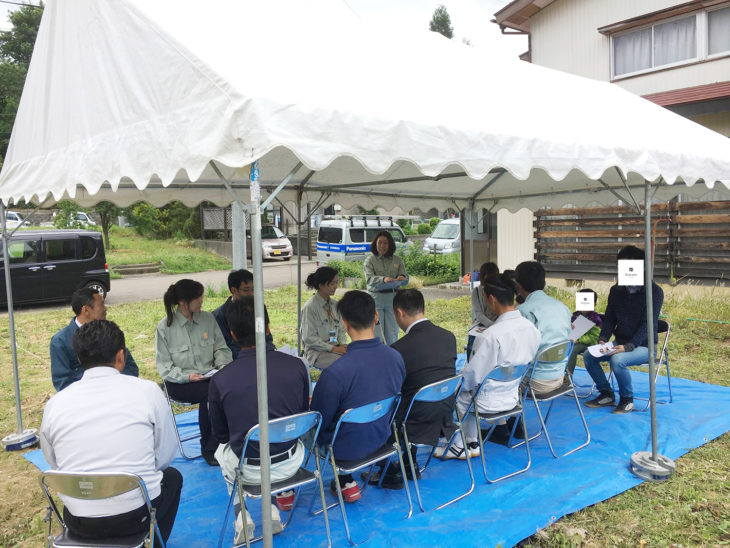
[514, 261, 571, 394]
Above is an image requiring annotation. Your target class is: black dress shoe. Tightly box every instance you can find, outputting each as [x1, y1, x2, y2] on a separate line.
[482, 424, 511, 446]
[506, 416, 527, 439]
[202, 451, 220, 466]
[363, 466, 405, 490]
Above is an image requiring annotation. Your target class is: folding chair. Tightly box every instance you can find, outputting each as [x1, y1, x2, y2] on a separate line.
[217, 410, 331, 548]
[40, 470, 164, 548]
[523, 340, 591, 458]
[462, 361, 535, 483]
[161, 379, 201, 460]
[609, 319, 673, 411]
[316, 395, 413, 545]
[400, 375, 475, 513]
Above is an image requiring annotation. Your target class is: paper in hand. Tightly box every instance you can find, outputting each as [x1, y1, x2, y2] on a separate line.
[569, 315, 595, 341]
[202, 368, 218, 378]
[587, 341, 615, 358]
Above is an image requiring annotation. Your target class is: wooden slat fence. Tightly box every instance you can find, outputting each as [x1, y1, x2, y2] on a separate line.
[534, 201, 730, 280]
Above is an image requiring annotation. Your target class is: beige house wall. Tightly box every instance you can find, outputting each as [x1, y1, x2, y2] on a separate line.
[497, 208, 535, 271]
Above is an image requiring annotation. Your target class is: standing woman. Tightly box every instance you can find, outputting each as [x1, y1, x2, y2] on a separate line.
[301, 266, 348, 370]
[364, 230, 407, 345]
[155, 279, 232, 466]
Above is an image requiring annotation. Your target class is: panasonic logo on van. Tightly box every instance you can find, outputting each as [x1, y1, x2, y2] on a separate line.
[316, 243, 368, 253]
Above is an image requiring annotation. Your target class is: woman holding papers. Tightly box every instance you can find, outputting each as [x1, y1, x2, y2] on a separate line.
[301, 266, 348, 370]
[155, 279, 232, 466]
[566, 288, 603, 375]
[364, 230, 408, 344]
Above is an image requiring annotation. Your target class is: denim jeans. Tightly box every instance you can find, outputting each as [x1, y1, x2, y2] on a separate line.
[582, 346, 649, 399]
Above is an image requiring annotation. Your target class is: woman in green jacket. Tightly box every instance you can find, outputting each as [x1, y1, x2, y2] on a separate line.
[363, 230, 407, 345]
[155, 279, 232, 465]
[301, 266, 348, 369]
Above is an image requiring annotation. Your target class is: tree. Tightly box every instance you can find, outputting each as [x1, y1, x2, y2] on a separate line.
[94, 201, 121, 249]
[429, 5, 453, 39]
[0, 3, 43, 168]
[0, 3, 43, 68]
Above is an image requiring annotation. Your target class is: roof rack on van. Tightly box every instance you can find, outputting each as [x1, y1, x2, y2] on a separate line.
[321, 214, 396, 227]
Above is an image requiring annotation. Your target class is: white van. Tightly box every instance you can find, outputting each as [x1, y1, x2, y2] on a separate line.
[317, 216, 411, 262]
[422, 218, 461, 254]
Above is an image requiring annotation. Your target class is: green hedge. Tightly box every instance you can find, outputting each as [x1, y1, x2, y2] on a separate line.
[327, 246, 460, 288]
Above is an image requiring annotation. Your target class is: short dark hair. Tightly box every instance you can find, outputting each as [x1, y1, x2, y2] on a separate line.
[515, 261, 546, 293]
[71, 287, 99, 316]
[617, 245, 645, 261]
[226, 296, 256, 348]
[305, 266, 338, 290]
[337, 290, 376, 330]
[483, 274, 517, 306]
[479, 262, 499, 284]
[228, 269, 253, 291]
[393, 289, 424, 316]
[577, 288, 598, 307]
[71, 320, 125, 369]
[370, 230, 396, 257]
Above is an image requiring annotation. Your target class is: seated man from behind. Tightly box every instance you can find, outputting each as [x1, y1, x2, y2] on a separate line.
[50, 287, 138, 391]
[437, 275, 541, 458]
[208, 296, 309, 544]
[514, 261, 572, 395]
[584, 245, 664, 414]
[381, 288, 456, 487]
[310, 290, 406, 503]
[213, 269, 274, 358]
[40, 320, 181, 543]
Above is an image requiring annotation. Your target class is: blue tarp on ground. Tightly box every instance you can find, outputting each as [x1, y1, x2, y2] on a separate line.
[25, 365, 730, 547]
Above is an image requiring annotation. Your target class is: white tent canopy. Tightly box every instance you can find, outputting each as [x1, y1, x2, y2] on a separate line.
[1, 0, 729, 210]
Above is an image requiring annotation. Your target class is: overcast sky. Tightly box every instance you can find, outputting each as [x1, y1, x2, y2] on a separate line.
[0, 1, 527, 58]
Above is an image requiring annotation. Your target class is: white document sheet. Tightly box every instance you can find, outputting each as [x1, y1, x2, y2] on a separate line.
[587, 341, 616, 358]
[569, 315, 596, 341]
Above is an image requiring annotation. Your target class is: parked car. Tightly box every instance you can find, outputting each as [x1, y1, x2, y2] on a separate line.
[316, 215, 411, 263]
[246, 224, 293, 260]
[0, 229, 110, 306]
[4, 211, 27, 230]
[422, 218, 461, 254]
[44, 211, 97, 228]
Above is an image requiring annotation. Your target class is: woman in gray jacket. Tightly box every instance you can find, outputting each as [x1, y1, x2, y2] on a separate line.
[363, 230, 407, 344]
[301, 266, 348, 369]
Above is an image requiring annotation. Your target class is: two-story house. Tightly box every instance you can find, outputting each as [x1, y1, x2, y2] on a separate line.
[494, 0, 730, 137]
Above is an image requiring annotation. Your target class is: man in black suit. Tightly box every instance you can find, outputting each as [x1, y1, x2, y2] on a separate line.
[372, 289, 456, 488]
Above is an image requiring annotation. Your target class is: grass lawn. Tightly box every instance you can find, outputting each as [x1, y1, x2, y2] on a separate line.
[106, 227, 232, 274]
[0, 283, 728, 546]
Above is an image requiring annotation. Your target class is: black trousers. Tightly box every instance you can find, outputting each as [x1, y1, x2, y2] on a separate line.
[166, 378, 217, 452]
[63, 467, 183, 543]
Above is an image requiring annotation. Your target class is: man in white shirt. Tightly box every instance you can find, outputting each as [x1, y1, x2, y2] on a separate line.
[40, 320, 181, 543]
[437, 275, 540, 459]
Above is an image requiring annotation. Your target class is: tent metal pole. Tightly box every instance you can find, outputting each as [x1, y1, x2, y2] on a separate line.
[629, 179, 675, 482]
[0, 202, 38, 451]
[260, 162, 303, 210]
[469, 200, 475, 287]
[248, 162, 273, 547]
[296, 190, 302, 355]
[613, 167, 643, 214]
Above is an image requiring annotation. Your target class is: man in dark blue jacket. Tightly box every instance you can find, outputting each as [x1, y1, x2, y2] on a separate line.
[584, 246, 664, 414]
[310, 290, 406, 503]
[213, 269, 273, 357]
[50, 287, 138, 391]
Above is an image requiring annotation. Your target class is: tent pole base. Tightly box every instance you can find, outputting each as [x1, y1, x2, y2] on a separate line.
[2, 429, 39, 451]
[630, 451, 675, 482]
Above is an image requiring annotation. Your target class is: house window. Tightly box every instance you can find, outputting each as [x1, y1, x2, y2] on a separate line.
[611, 4, 730, 78]
[708, 6, 730, 55]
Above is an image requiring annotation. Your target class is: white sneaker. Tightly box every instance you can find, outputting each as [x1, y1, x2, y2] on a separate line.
[234, 510, 255, 545]
[271, 505, 284, 535]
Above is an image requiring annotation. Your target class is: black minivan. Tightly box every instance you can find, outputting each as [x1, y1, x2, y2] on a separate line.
[0, 230, 110, 306]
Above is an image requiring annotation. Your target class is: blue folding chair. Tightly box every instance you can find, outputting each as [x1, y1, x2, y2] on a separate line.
[523, 340, 591, 458]
[161, 380, 201, 460]
[217, 411, 331, 548]
[463, 361, 535, 483]
[608, 319, 673, 411]
[400, 375, 475, 513]
[315, 395, 413, 545]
